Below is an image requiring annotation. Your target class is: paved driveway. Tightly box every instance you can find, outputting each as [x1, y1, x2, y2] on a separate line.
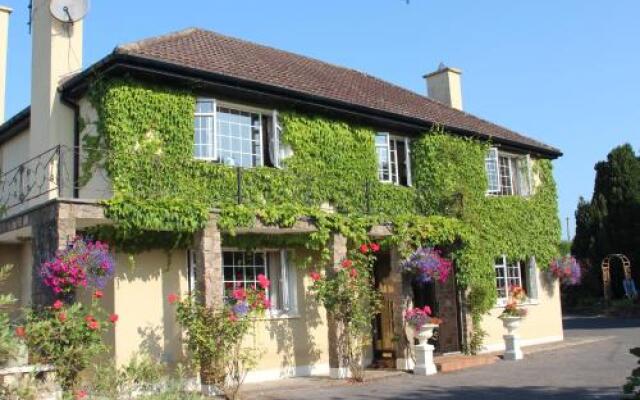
[246, 316, 640, 399]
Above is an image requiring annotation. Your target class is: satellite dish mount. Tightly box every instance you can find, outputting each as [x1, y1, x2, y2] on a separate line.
[49, 0, 89, 24]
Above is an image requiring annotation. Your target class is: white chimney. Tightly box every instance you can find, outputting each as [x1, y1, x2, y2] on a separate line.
[0, 6, 12, 123]
[424, 63, 463, 110]
[29, 0, 83, 158]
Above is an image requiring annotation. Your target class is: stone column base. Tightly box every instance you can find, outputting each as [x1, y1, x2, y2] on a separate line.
[413, 344, 437, 376]
[503, 334, 523, 360]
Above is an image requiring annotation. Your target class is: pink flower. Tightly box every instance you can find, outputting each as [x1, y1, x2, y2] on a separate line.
[349, 268, 358, 278]
[109, 314, 119, 324]
[167, 293, 179, 305]
[93, 290, 104, 299]
[359, 244, 369, 254]
[75, 390, 88, 400]
[232, 288, 247, 301]
[370, 243, 380, 253]
[52, 300, 64, 310]
[228, 313, 238, 322]
[87, 320, 100, 330]
[85, 315, 95, 323]
[257, 274, 271, 289]
[342, 259, 353, 269]
[310, 272, 321, 282]
[58, 312, 67, 323]
[422, 306, 432, 316]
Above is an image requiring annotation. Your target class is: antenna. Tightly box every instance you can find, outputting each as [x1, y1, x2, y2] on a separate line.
[49, 0, 89, 24]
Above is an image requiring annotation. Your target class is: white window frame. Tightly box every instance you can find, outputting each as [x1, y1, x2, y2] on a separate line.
[221, 248, 298, 318]
[494, 255, 539, 306]
[194, 98, 271, 168]
[486, 147, 533, 197]
[376, 132, 412, 186]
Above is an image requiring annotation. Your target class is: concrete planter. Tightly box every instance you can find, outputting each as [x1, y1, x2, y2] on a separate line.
[500, 316, 524, 361]
[413, 324, 439, 376]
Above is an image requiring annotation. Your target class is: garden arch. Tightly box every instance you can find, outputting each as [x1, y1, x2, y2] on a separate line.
[601, 254, 634, 301]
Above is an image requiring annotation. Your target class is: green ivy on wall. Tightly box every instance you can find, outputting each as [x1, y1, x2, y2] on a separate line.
[82, 78, 560, 352]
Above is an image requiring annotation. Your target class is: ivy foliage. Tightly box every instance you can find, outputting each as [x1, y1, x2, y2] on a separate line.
[83, 78, 560, 351]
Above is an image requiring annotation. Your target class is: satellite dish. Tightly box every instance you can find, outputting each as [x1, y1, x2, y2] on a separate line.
[50, 0, 90, 23]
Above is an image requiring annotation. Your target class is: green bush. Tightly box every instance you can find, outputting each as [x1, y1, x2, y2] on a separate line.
[0, 265, 18, 365]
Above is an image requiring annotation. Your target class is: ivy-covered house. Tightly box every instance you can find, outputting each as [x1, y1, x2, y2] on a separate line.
[0, 2, 562, 382]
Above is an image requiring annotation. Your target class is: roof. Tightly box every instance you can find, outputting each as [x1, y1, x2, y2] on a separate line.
[114, 28, 560, 156]
[0, 106, 30, 145]
[2, 28, 561, 157]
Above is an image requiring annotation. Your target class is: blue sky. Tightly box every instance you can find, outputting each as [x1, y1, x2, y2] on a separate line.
[2, 0, 638, 238]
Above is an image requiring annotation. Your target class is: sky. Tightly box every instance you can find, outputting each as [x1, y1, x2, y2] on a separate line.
[2, 0, 639, 239]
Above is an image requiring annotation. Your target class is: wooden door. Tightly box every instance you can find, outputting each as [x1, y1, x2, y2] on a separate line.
[372, 253, 396, 368]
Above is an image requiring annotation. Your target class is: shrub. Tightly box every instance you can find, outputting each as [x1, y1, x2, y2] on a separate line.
[623, 347, 640, 399]
[20, 294, 118, 391]
[0, 265, 19, 365]
[308, 243, 381, 381]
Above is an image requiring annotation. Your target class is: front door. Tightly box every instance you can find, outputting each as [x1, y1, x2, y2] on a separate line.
[372, 252, 396, 368]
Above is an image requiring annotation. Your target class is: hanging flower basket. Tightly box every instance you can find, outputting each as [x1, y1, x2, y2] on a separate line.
[40, 237, 115, 296]
[401, 247, 452, 284]
[549, 256, 582, 286]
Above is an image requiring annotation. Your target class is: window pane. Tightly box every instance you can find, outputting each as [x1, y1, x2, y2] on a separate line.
[486, 149, 500, 194]
[216, 106, 262, 168]
[499, 156, 514, 195]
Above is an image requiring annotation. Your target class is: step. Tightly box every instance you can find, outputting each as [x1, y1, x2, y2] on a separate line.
[434, 353, 500, 373]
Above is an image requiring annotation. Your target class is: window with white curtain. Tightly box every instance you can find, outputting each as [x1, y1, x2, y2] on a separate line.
[375, 132, 412, 186]
[194, 99, 279, 168]
[485, 148, 532, 196]
[494, 256, 539, 304]
[221, 249, 297, 315]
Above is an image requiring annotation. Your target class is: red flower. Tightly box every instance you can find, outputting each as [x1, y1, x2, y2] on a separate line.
[87, 320, 100, 330]
[93, 290, 104, 299]
[359, 244, 369, 254]
[15, 326, 26, 338]
[85, 315, 95, 322]
[167, 293, 179, 305]
[75, 390, 88, 400]
[58, 312, 67, 323]
[109, 314, 119, 324]
[52, 300, 64, 310]
[257, 274, 271, 290]
[422, 306, 432, 316]
[341, 259, 353, 269]
[228, 313, 238, 322]
[349, 268, 358, 279]
[310, 272, 321, 282]
[370, 243, 380, 253]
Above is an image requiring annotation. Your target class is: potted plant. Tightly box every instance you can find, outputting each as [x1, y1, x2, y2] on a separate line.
[499, 286, 528, 333]
[401, 247, 453, 284]
[549, 256, 582, 286]
[404, 306, 443, 345]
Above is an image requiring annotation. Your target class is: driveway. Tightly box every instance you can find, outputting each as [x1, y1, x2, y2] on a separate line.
[243, 316, 640, 399]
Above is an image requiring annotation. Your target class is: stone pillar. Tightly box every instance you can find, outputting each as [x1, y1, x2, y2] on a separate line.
[31, 202, 76, 306]
[390, 247, 414, 371]
[327, 233, 349, 379]
[193, 215, 222, 308]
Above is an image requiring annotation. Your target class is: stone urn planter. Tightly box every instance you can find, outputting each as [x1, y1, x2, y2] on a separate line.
[413, 323, 439, 376]
[499, 315, 523, 361]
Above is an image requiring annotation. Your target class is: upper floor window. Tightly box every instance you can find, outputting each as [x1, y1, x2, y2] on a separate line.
[485, 148, 532, 196]
[195, 99, 285, 168]
[376, 133, 412, 186]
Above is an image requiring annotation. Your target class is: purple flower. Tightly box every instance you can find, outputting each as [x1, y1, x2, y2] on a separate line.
[232, 301, 250, 316]
[401, 247, 452, 284]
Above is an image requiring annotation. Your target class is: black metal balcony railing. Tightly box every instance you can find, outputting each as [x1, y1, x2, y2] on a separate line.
[0, 146, 63, 214]
[0, 144, 464, 219]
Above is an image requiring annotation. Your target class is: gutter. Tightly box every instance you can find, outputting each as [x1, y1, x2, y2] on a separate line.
[61, 53, 563, 159]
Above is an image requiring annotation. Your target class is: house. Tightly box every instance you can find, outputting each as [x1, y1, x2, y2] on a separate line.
[0, 1, 563, 382]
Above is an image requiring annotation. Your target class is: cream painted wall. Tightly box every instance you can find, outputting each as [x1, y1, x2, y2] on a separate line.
[0, 243, 31, 318]
[109, 248, 330, 379]
[77, 97, 112, 200]
[0, 129, 28, 175]
[481, 268, 564, 351]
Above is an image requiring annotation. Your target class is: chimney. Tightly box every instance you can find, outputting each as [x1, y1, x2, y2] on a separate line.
[29, 0, 83, 158]
[0, 6, 12, 123]
[424, 63, 463, 110]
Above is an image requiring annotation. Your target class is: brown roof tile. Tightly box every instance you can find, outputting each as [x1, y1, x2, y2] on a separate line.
[115, 28, 560, 156]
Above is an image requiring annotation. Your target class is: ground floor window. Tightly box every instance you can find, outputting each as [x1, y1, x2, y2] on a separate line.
[494, 256, 538, 305]
[222, 250, 297, 315]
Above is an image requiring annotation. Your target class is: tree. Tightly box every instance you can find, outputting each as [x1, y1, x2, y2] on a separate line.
[572, 144, 640, 298]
